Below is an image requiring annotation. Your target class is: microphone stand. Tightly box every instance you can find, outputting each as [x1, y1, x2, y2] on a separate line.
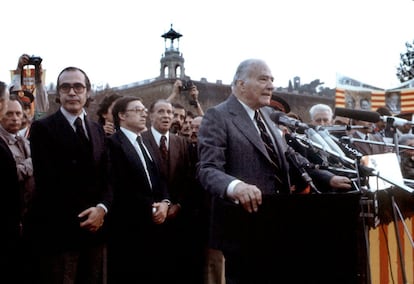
[285, 147, 321, 194]
[394, 131, 400, 163]
[340, 136, 414, 153]
[386, 117, 401, 163]
[323, 125, 368, 133]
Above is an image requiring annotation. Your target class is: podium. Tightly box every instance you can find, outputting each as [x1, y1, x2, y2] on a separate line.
[214, 192, 365, 283]
[367, 187, 414, 283]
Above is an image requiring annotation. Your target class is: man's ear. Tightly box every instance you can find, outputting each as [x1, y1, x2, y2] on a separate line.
[236, 79, 244, 87]
[118, 111, 127, 122]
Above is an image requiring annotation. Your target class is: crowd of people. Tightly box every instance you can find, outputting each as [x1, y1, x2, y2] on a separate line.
[0, 54, 224, 284]
[2, 54, 414, 284]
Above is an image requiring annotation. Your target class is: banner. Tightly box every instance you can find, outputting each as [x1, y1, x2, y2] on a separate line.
[336, 74, 414, 116]
[386, 78, 414, 115]
[335, 74, 385, 112]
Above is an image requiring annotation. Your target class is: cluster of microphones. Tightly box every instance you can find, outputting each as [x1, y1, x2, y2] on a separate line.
[271, 107, 414, 193]
[270, 107, 414, 182]
[270, 111, 357, 167]
[272, 107, 414, 133]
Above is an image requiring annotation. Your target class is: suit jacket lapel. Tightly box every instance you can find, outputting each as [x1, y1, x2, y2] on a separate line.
[117, 131, 150, 179]
[227, 95, 270, 161]
[84, 117, 103, 159]
[54, 110, 79, 152]
[142, 131, 168, 178]
[168, 135, 180, 178]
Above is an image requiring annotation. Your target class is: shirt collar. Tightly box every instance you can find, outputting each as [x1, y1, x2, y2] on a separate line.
[0, 125, 17, 144]
[237, 98, 256, 121]
[60, 107, 87, 126]
[120, 127, 141, 146]
[151, 126, 169, 147]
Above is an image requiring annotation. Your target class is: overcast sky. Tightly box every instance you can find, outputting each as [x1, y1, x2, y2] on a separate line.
[1, 0, 413, 90]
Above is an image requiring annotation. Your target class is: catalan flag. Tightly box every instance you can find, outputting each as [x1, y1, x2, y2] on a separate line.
[336, 74, 414, 117]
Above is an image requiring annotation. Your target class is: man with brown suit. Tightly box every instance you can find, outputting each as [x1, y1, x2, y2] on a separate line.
[142, 99, 202, 283]
[349, 119, 389, 156]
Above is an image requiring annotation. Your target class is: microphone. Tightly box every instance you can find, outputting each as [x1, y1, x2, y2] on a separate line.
[315, 127, 347, 158]
[323, 125, 368, 132]
[315, 127, 356, 166]
[334, 107, 380, 123]
[284, 147, 320, 194]
[380, 116, 414, 127]
[305, 127, 332, 151]
[271, 112, 356, 166]
[334, 107, 414, 127]
[294, 129, 356, 166]
[270, 112, 310, 131]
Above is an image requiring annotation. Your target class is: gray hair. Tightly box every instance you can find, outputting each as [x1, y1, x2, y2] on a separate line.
[309, 104, 333, 120]
[231, 59, 266, 90]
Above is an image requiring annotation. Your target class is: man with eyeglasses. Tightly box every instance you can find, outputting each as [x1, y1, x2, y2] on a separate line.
[106, 96, 170, 283]
[24, 66, 112, 283]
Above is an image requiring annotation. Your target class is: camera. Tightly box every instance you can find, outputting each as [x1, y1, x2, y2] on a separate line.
[189, 99, 198, 107]
[28, 56, 42, 66]
[19, 55, 43, 86]
[179, 80, 193, 91]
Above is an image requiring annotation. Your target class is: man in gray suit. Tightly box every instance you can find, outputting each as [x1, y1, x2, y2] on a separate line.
[197, 59, 353, 284]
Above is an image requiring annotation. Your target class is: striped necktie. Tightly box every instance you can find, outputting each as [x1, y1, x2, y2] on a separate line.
[254, 110, 280, 169]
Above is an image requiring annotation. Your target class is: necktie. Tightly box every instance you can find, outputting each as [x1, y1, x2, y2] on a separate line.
[137, 135, 153, 168]
[137, 136, 158, 189]
[160, 135, 168, 160]
[74, 117, 89, 145]
[254, 110, 280, 168]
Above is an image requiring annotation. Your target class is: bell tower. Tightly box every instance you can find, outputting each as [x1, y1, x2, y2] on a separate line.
[159, 24, 189, 80]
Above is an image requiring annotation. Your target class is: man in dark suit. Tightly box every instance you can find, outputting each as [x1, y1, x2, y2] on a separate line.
[197, 59, 353, 284]
[24, 67, 112, 283]
[106, 96, 171, 283]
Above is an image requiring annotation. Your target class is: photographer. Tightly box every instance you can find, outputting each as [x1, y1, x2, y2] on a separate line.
[10, 54, 49, 124]
[167, 79, 204, 116]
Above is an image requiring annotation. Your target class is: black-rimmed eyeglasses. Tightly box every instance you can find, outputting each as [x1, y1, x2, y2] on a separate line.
[125, 107, 148, 114]
[58, 83, 86, 94]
